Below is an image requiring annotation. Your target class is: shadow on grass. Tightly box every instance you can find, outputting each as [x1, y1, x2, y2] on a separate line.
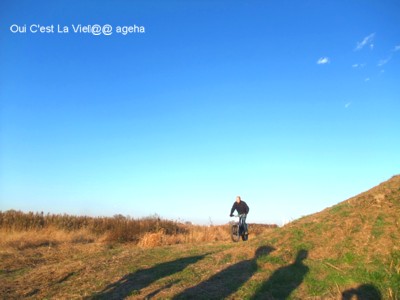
[251, 249, 309, 299]
[91, 254, 206, 299]
[342, 284, 382, 300]
[173, 246, 275, 300]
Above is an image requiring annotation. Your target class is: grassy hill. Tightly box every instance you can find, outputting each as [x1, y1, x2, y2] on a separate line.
[1, 175, 399, 299]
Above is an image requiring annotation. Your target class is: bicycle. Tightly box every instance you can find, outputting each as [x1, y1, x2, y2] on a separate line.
[230, 214, 248, 242]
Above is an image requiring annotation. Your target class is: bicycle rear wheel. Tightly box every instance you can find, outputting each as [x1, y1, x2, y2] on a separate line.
[231, 224, 240, 242]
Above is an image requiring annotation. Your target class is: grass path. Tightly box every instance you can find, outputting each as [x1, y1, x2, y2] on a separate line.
[1, 227, 398, 299]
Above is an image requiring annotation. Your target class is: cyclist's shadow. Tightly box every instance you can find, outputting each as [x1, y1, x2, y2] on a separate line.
[251, 249, 309, 299]
[91, 254, 206, 299]
[173, 246, 275, 300]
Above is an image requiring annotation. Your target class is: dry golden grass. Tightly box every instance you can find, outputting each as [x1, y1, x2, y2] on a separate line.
[0, 210, 275, 250]
[0, 228, 96, 251]
[137, 225, 236, 248]
[0, 211, 188, 243]
[0, 223, 271, 251]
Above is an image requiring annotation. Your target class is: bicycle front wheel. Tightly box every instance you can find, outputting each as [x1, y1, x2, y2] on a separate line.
[231, 224, 240, 242]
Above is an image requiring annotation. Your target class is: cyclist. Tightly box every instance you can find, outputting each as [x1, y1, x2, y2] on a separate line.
[230, 196, 249, 234]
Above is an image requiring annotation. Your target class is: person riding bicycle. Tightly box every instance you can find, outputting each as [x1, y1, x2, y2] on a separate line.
[230, 196, 249, 234]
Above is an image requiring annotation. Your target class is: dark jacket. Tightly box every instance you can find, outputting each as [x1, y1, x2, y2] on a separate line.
[230, 200, 249, 215]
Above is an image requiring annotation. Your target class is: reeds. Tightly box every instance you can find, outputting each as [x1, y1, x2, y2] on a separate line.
[0, 210, 276, 248]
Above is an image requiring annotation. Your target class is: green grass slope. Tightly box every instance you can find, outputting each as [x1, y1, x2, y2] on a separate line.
[258, 174, 400, 299]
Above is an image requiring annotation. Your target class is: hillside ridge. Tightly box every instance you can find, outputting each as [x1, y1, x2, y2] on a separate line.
[279, 175, 400, 259]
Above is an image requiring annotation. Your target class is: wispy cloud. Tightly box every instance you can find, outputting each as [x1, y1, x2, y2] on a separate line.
[378, 57, 391, 67]
[377, 44, 400, 67]
[345, 102, 352, 108]
[355, 33, 375, 51]
[364, 77, 370, 82]
[317, 57, 330, 65]
[352, 63, 365, 68]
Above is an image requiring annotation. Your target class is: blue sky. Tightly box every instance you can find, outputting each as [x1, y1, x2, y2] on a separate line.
[1, 1, 399, 225]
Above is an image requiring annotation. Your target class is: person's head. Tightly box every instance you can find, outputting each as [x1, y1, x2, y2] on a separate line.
[236, 196, 241, 203]
[295, 249, 308, 263]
